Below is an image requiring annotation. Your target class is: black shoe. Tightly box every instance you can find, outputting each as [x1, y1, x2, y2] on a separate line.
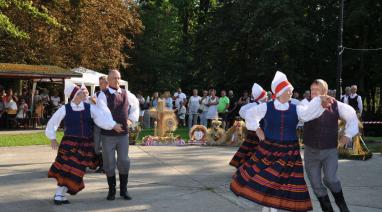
[53, 195, 70, 205]
[317, 195, 334, 212]
[332, 190, 350, 212]
[106, 175, 116, 200]
[61, 199, 70, 204]
[119, 174, 132, 200]
[53, 199, 62, 205]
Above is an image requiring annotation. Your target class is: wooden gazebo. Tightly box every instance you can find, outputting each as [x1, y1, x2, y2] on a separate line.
[0, 63, 82, 111]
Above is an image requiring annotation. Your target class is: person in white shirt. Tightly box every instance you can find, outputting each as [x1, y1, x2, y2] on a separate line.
[137, 92, 146, 122]
[173, 88, 187, 109]
[5, 97, 18, 112]
[96, 69, 139, 201]
[340, 86, 351, 103]
[302, 79, 358, 212]
[16, 98, 28, 119]
[93, 76, 109, 173]
[46, 81, 123, 205]
[40, 88, 50, 105]
[206, 89, 219, 126]
[187, 89, 201, 128]
[178, 101, 187, 126]
[199, 90, 209, 127]
[50, 90, 61, 110]
[343, 85, 363, 115]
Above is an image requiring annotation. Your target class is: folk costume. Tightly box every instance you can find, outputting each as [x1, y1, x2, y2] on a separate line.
[46, 82, 117, 205]
[97, 86, 139, 200]
[230, 71, 326, 212]
[302, 91, 358, 212]
[229, 83, 267, 168]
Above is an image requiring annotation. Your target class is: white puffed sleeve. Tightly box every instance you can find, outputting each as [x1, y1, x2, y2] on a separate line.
[239, 102, 258, 119]
[244, 102, 267, 131]
[90, 105, 116, 130]
[337, 101, 359, 138]
[96, 91, 112, 116]
[297, 96, 325, 122]
[127, 91, 140, 123]
[45, 105, 66, 140]
[357, 95, 363, 114]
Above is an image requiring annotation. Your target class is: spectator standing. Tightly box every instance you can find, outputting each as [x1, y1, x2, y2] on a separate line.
[173, 88, 187, 109]
[226, 90, 237, 128]
[199, 90, 209, 127]
[206, 89, 219, 126]
[188, 89, 201, 128]
[217, 90, 230, 129]
[178, 101, 187, 127]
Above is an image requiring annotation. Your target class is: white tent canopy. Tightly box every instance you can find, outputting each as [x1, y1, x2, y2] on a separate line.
[66, 67, 128, 96]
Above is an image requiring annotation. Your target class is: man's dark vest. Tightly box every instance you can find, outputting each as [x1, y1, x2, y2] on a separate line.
[101, 89, 129, 136]
[303, 101, 339, 149]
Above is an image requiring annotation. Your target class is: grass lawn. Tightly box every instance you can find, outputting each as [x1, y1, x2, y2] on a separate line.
[364, 137, 382, 153]
[0, 127, 191, 147]
[0, 131, 64, 147]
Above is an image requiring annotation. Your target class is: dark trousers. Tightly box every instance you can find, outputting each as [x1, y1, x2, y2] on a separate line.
[304, 145, 342, 197]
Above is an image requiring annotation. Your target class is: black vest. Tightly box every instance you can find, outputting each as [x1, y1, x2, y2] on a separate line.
[303, 101, 339, 149]
[101, 89, 129, 136]
[348, 95, 359, 112]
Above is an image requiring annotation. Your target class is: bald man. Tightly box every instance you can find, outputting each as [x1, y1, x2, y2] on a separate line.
[97, 69, 139, 201]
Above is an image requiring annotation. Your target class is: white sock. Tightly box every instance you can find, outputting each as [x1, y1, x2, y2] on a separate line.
[61, 186, 68, 201]
[270, 208, 278, 212]
[54, 186, 63, 201]
[262, 207, 278, 212]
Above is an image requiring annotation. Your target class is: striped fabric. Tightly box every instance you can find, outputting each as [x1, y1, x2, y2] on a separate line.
[230, 139, 312, 212]
[48, 136, 99, 195]
[229, 130, 259, 168]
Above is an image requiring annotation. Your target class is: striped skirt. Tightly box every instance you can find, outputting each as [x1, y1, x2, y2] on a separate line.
[230, 139, 312, 212]
[48, 136, 99, 195]
[229, 130, 259, 168]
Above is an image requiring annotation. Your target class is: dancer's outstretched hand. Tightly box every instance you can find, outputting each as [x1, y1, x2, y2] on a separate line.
[320, 95, 334, 108]
[51, 140, 59, 150]
[113, 123, 124, 133]
[339, 136, 351, 147]
[256, 128, 265, 141]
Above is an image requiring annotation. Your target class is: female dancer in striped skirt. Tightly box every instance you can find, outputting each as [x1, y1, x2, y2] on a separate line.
[45, 82, 123, 205]
[230, 71, 333, 212]
[229, 83, 268, 168]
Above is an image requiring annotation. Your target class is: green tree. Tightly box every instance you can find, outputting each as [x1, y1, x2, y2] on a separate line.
[0, 0, 60, 39]
[0, 0, 142, 71]
[128, 0, 184, 94]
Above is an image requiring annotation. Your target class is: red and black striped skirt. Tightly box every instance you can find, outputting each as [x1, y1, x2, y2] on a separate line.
[230, 139, 312, 211]
[48, 136, 99, 195]
[229, 130, 259, 168]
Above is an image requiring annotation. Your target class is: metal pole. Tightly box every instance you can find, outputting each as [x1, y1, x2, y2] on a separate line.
[336, 0, 344, 100]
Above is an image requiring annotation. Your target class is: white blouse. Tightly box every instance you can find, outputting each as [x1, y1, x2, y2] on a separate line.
[245, 97, 325, 131]
[96, 87, 140, 123]
[239, 102, 259, 119]
[45, 102, 117, 140]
